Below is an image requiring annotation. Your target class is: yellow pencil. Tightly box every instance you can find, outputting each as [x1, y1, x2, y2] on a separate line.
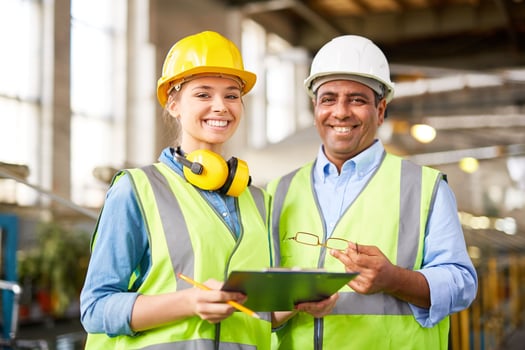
[177, 273, 260, 319]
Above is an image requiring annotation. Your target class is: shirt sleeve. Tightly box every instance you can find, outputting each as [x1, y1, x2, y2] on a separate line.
[410, 180, 478, 327]
[80, 173, 149, 336]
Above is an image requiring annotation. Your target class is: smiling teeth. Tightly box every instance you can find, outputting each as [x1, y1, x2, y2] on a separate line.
[207, 120, 228, 127]
[333, 126, 350, 132]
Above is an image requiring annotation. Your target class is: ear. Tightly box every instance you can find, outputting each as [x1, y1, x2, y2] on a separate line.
[166, 98, 180, 119]
[377, 99, 387, 126]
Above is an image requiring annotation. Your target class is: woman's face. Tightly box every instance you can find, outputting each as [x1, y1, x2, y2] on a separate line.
[167, 76, 243, 153]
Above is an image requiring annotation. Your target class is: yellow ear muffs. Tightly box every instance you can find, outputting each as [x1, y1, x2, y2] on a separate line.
[221, 157, 251, 197]
[183, 149, 229, 191]
[174, 148, 251, 196]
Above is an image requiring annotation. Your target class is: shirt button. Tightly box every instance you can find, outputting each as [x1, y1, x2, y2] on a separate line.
[222, 212, 228, 217]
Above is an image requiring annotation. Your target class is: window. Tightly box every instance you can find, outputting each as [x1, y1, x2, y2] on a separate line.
[70, 0, 126, 207]
[242, 20, 312, 148]
[0, 0, 127, 208]
[0, 0, 42, 205]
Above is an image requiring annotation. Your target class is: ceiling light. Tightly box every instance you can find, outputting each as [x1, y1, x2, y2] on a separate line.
[410, 124, 436, 143]
[459, 157, 479, 173]
[495, 217, 517, 235]
[507, 156, 525, 189]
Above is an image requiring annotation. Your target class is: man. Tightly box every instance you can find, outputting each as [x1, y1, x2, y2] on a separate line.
[267, 35, 478, 349]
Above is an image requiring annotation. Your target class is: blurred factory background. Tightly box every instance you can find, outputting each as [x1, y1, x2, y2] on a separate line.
[0, 0, 524, 349]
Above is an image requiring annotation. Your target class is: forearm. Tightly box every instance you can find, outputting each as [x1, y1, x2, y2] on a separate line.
[385, 266, 430, 309]
[130, 291, 194, 332]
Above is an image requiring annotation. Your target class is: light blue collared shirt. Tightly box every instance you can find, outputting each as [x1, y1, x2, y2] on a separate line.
[314, 140, 478, 327]
[80, 147, 240, 336]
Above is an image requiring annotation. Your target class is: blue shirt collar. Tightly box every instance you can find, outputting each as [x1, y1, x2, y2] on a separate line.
[159, 147, 184, 174]
[314, 139, 385, 182]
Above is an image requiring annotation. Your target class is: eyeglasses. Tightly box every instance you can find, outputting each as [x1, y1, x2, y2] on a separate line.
[287, 232, 349, 251]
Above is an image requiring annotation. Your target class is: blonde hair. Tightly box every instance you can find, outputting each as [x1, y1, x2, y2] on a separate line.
[162, 91, 182, 147]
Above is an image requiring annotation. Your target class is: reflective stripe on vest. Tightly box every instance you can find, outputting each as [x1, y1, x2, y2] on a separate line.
[140, 164, 194, 281]
[142, 339, 256, 350]
[270, 168, 299, 267]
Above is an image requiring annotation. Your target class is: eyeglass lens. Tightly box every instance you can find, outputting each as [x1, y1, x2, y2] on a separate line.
[293, 232, 349, 251]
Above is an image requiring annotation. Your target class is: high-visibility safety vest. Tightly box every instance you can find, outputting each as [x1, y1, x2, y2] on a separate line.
[85, 162, 273, 350]
[267, 153, 449, 350]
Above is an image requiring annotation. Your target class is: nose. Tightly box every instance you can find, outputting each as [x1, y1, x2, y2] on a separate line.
[332, 101, 349, 120]
[213, 97, 228, 114]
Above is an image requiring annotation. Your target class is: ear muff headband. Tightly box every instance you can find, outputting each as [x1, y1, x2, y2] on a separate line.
[175, 148, 251, 196]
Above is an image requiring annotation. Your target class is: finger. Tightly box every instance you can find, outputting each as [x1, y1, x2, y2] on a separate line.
[330, 249, 350, 263]
[295, 294, 339, 317]
[195, 288, 246, 305]
[295, 293, 338, 310]
[203, 278, 223, 290]
[346, 241, 359, 253]
[330, 249, 358, 271]
[351, 243, 378, 256]
[196, 301, 236, 320]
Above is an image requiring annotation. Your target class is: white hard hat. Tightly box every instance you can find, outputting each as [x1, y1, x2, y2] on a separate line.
[304, 35, 395, 103]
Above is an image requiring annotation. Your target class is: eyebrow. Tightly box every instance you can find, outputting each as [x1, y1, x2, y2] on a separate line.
[318, 91, 370, 99]
[191, 84, 241, 92]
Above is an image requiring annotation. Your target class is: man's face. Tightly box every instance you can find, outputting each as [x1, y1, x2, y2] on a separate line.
[313, 79, 386, 168]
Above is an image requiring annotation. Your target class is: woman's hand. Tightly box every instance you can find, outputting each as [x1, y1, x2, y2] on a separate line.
[294, 293, 339, 318]
[131, 278, 247, 331]
[191, 279, 247, 323]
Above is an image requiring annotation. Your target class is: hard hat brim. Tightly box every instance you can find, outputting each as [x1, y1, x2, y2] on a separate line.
[304, 71, 395, 103]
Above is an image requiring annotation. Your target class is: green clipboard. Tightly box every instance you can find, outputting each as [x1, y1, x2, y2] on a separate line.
[221, 268, 358, 311]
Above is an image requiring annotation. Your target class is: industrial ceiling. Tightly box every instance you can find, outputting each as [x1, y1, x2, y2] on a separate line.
[210, 1, 524, 159]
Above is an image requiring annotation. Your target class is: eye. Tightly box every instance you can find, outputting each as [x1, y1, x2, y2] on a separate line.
[196, 92, 210, 98]
[225, 93, 240, 100]
[320, 96, 336, 105]
[347, 95, 371, 105]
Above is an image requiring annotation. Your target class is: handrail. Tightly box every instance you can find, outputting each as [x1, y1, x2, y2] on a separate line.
[0, 167, 98, 221]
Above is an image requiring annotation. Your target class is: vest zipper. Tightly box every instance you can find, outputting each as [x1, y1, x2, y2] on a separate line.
[214, 323, 220, 350]
[314, 317, 323, 350]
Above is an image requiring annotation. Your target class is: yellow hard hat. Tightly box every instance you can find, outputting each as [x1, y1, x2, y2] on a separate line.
[157, 31, 257, 107]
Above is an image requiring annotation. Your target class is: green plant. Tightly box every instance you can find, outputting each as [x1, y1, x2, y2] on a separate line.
[17, 221, 91, 316]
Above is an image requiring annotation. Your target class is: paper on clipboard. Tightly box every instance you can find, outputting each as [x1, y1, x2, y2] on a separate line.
[221, 268, 358, 311]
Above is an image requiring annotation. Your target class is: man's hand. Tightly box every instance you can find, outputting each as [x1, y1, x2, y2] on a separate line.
[331, 243, 431, 308]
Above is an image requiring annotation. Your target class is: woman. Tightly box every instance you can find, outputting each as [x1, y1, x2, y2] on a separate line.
[80, 31, 273, 349]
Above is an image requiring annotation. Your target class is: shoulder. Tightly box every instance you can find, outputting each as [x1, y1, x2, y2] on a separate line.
[267, 162, 312, 194]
